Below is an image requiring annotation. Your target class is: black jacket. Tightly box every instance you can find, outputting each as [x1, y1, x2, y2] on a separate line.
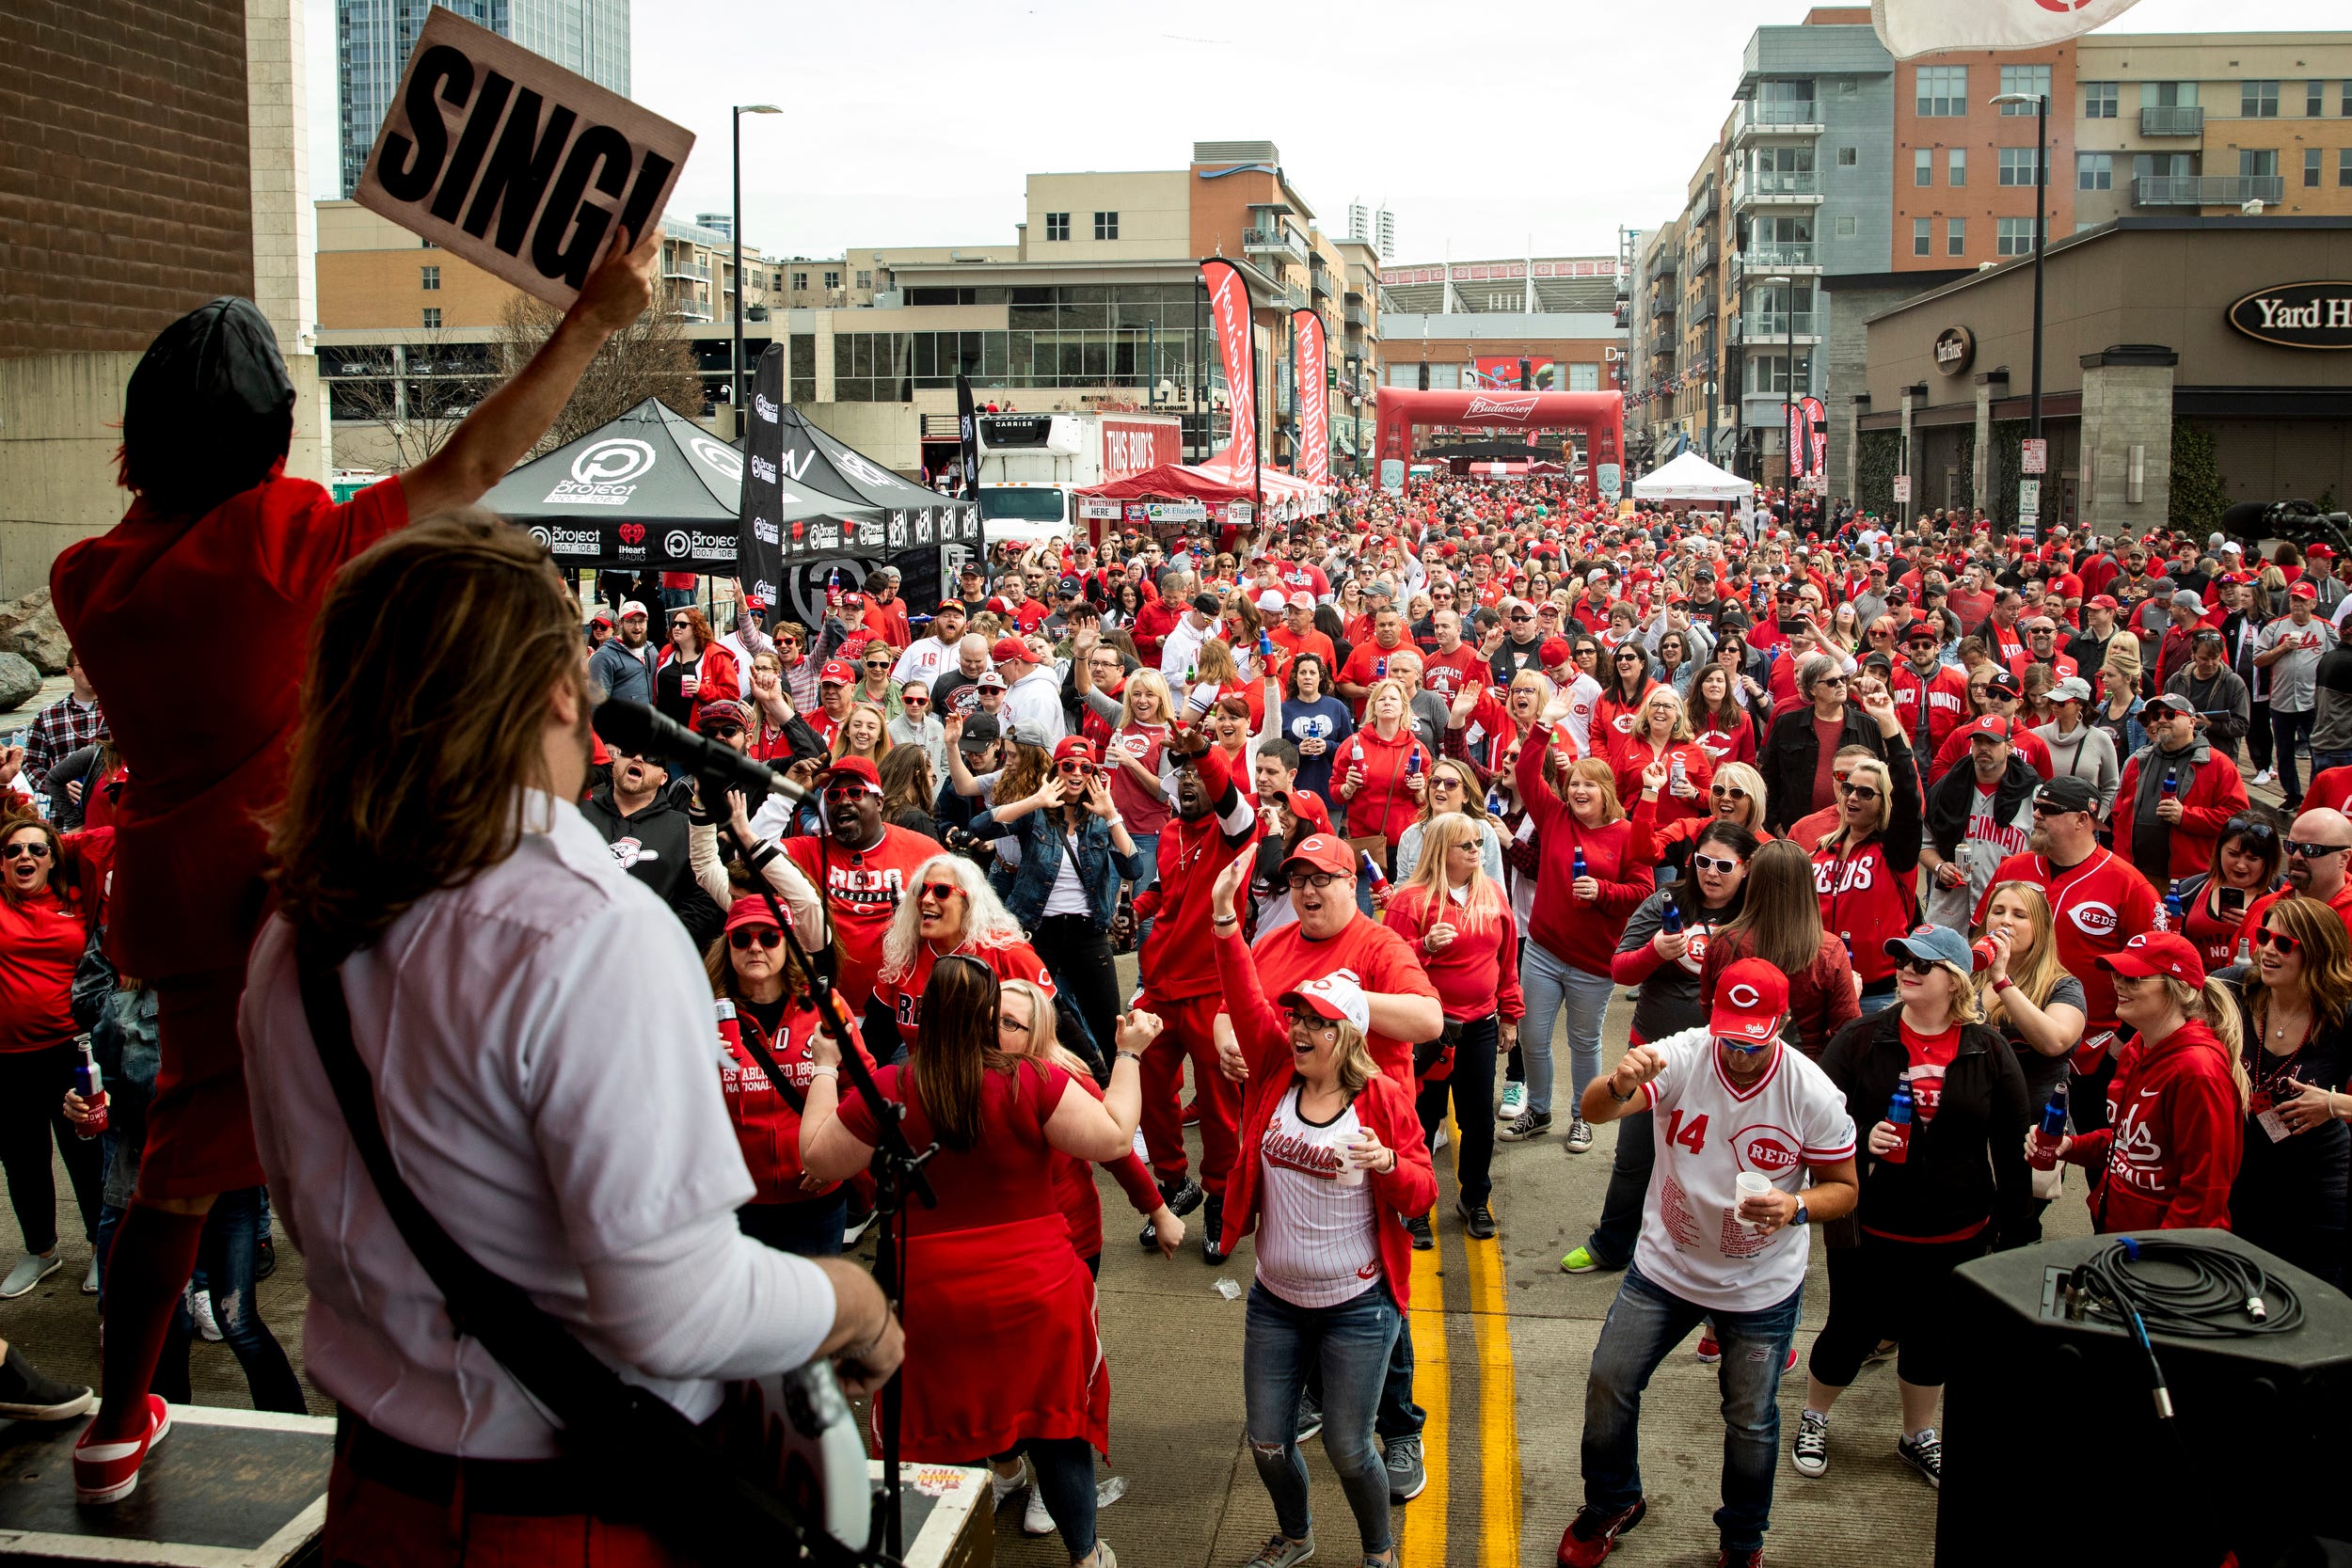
[1820, 1006, 2033, 1249]
[1760, 702, 1888, 833]
[1924, 750, 2040, 861]
[580, 785, 725, 951]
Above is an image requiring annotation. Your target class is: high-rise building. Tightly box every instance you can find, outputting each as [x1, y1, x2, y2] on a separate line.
[1348, 202, 1396, 260]
[336, 0, 630, 197]
[695, 212, 734, 240]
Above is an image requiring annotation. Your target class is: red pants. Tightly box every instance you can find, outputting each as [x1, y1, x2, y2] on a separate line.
[145, 967, 265, 1199]
[1136, 991, 1241, 1198]
[322, 1454, 691, 1567]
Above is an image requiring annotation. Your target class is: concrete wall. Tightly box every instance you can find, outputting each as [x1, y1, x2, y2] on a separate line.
[1025, 172, 1191, 263]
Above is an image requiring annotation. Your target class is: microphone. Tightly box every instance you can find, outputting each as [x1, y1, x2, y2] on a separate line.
[591, 698, 811, 805]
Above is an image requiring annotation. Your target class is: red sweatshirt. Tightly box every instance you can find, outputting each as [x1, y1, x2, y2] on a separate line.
[2069, 1018, 2242, 1233]
[1380, 883, 1524, 1024]
[716, 996, 876, 1203]
[1611, 740, 1716, 833]
[1341, 724, 1436, 847]
[0, 885, 88, 1053]
[1135, 742, 1259, 1004]
[1513, 723, 1655, 976]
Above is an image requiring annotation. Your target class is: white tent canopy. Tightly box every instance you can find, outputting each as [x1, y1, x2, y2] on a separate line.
[1630, 451, 1755, 502]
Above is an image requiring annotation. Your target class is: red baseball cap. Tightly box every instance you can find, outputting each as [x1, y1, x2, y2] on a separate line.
[2090, 594, 2121, 610]
[589, 610, 614, 627]
[2290, 580, 2319, 600]
[1280, 834, 1355, 877]
[1539, 636, 1574, 666]
[1053, 736, 1099, 766]
[1709, 958, 1789, 1044]
[2308, 544, 2335, 560]
[991, 637, 1033, 665]
[1964, 714, 2014, 742]
[2096, 931, 2206, 986]
[723, 895, 786, 938]
[819, 755, 882, 795]
[818, 660, 854, 686]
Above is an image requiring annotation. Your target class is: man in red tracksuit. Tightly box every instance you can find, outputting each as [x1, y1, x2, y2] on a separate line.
[1886, 620, 1970, 761]
[1130, 727, 1258, 1262]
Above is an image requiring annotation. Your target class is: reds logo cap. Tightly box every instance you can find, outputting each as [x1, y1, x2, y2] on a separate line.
[1709, 958, 1789, 1044]
[1279, 970, 1371, 1036]
[1280, 834, 1355, 878]
[2096, 931, 2206, 987]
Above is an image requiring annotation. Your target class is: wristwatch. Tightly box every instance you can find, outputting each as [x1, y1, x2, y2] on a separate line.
[1793, 1201, 1811, 1227]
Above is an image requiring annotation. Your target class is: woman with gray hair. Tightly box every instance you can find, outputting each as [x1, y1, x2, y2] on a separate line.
[1760, 654, 1888, 835]
[2034, 674, 2120, 816]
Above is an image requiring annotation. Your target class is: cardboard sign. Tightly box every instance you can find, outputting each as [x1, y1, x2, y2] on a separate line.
[356, 8, 693, 308]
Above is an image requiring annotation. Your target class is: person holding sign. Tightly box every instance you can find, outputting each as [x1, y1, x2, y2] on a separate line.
[52, 228, 660, 1504]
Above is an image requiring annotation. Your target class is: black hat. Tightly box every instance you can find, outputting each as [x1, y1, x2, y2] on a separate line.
[1190, 592, 1222, 617]
[2034, 774, 2099, 814]
[958, 711, 1002, 752]
[127, 297, 294, 427]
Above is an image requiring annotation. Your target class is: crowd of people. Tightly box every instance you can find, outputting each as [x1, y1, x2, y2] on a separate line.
[8, 254, 2352, 1568]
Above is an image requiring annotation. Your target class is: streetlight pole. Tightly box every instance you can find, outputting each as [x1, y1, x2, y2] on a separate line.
[1993, 88, 2048, 533]
[730, 104, 781, 428]
[1760, 272, 1794, 515]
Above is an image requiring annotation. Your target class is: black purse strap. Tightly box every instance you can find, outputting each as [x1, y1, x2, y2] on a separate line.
[292, 932, 857, 1563]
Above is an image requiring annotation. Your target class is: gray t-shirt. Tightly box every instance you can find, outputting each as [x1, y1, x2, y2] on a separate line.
[2255, 614, 2339, 714]
[1998, 974, 2086, 1112]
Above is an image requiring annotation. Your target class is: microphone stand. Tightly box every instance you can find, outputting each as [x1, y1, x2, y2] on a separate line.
[712, 805, 935, 1564]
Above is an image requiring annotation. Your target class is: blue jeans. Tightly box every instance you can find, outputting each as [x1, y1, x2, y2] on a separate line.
[157, 1187, 306, 1413]
[1245, 1280, 1401, 1556]
[1583, 1262, 1803, 1553]
[2312, 751, 2352, 776]
[1519, 942, 1616, 1117]
[1126, 831, 1159, 948]
[2272, 707, 2318, 804]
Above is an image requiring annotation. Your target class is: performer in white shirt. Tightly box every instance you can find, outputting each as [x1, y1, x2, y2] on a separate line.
[1555, 958, 1859, 1568]
[241, 515, 900, 1566]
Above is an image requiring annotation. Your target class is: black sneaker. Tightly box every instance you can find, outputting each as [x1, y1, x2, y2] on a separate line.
[1456, 1197, 1497, 1240]
[1498, 1109, 1553, 1143]
[0, 1344, 92, 1421]
[1404, 1213, 1435, 1250]
[1200, 1195, 1228, 1265]
[1139, 1176, 1204, 1249]
[1897, 1428, 1942, 1490]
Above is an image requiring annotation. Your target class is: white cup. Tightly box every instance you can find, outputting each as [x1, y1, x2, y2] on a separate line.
[1331, 1132, 1369, 1187]
[1735, 1172, 1772, 1232]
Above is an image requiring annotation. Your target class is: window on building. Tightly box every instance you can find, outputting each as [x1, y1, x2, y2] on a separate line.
[2343, 82, 2351, 115]
[1999, 147, 2044, 185]
[421, 307, 441, 328]
[824, 270, 841, 290]
[1913, 216, 1931, 256]
[2342, 149, 2352, 186]
[1568, 363, 1600, 391]
[2241, 149, 2279, 178]
[1914, 148, 1932, 185]
[2309, 82, 2326, 117]
[1044, 212, 1070, 241]
[1838, 145, 1857, 166]
[2084, 81, 2118, 119]
[1836, 214, 1858, 237]
[1948, 148, 1967, 186]
[2153, 81, 2198, 108]
[2243, 80, 2280, 118]
[2307, 148, 2324, 187]
[1916, 65, 1967, 116]
[1947, 217, 1966, 256]
[855, 270, 872, 289]
[792, 271, 808, 291]
[1999, 64, 2051, 112]
[2077, 152, 2114, 190]
[1756, 353, 1813, 395]
[1092, 212, 1119, 240]
[421, 265, 440, 291]
[1997, 217, 2035, 256]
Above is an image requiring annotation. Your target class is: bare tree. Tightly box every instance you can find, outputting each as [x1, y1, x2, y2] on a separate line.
[499, 291, 705, 457]
[330, 327, 490, 467]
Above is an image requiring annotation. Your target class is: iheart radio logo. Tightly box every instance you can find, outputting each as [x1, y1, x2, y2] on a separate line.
[617, 523, 646, 546]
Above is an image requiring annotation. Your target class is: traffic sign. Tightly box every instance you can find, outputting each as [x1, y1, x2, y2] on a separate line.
[1893, 474, 1912, 503]
[2021, 438, 2047, 475]
[2018, 478, 2042, 519]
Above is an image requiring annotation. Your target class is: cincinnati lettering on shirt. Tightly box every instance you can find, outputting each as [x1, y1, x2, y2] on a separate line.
[1966, 789, 2031, 858]
[1262, 1124, 1350, 1180]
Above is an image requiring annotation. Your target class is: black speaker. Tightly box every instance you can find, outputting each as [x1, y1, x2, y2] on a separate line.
[1940, 1229, 2352, 1568]
[1418, 361, 1430, 391]
[1519, 357, 1533, 390]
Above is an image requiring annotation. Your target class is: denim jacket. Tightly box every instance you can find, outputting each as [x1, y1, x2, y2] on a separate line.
[990, 806, 1144, 931]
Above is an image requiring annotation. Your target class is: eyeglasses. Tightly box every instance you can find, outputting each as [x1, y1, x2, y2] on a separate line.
[1429, 776, 1462, 793]
[917, 881, 962, 902]
[728, 926, 783, 951]
[1285, 871, 1346, 890]
[1894, 955, 1943, 977]
[1691, 853, 1742, 875]
[1837, 781, 1881, 801]
[1, 842, 52, 862]
[2255, 927, 2304, 956]
[671, 618, 692, 629]
[1285, 1007, 1339, 1035]
[1815, 675, 1849, 688]
[2285, 839, 2352, 860]
[1714, 1034, 1773, 1056]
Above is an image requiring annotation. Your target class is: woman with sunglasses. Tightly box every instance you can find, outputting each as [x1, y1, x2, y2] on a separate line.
[887, 679, 946, 785]
[0, 813, 106, 1296]
[2224, 895, 2352, 1284]
[1590, 642, 1659, 763]
[2090, 638, 2148, 767]
[2173, 815, 2285, 972]
[1564, 822, 1759, 1279]
[802, 956, 1153, 1568]
[1971, 881, 2087, 1238]
[654, 605, 739, 733]
[1612, 687, 1715, 839]
[1801, 928, 2029, 1489]
[1802, 686, 1919, 1011]
[1627, 758, 1771, 874]
[2042, 932, 2246, 1235]
[852, 645, 903, 721]
[1703, 839, 1861, 1062]
[1206, 852, 1437, 1568]
[707, 896, 878, 1258]
[1392, 758, 1506, 889]
[1649, 630, 1697, 701]
[745, 649, 801, 762]
[867, 853, 1056, 1064]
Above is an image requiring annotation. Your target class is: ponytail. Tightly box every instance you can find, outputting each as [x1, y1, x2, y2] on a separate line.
[2161, 974, 2249, 1109]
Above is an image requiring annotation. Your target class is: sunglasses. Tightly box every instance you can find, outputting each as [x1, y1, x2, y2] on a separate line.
[1815, 674, 1849, 688]
[1838, 781, 1881, 801]
[727, 926, 783, 951]
[902, 693, 929, 705]
[2224, 816, 2278, 845]
[1691, 853, 1742, 875]
[2, 842, 52, 862]
[2029, 800, 2086, 817]
[705, 724, 743, 742]
[2255, 927, 2304, 956]
[822, 784, 874, 805]
[1429, 776, 1462, 793]
[1709, 783, 1750, 801]
[671, 618, 692, 628]
[1056, 760, 1092, 776]
[1509, 614, 1534, 624]
[1894, 955, 1944, 976]
[1714, 1034, 1773, 1056]
[2285, 839, 2352, 860]
[865, 661, 891, 672]
[918, 880, 961, 902]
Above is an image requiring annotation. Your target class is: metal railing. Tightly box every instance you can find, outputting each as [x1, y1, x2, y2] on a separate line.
[1737, 169, 1820, 199]
[1243, 226, 1311, 265]
[1277, 282, 1308, 311]
[1344, 304, 1369, 328]
[2135, 174, 2282, 205]
[1739, 243, 1818, 272]
[2138, 104, 2204, 135]
[1311, 270, 1334, 298]
[1735, 100, 1823, 139]
[1736, 311, 1817, 339]
[1688, 242, 1714, 273]
[1692, 295, 1717, 325]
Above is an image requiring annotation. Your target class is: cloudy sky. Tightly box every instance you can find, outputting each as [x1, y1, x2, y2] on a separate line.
[307, 0, 2352, 263]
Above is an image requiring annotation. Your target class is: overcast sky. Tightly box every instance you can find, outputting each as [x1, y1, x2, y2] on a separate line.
[306, 0, 2352, 263]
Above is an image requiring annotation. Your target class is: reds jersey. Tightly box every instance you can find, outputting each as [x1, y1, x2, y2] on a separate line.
[1812, 836, 1918, 986]
[785, 824, 942, 1011]
[870, 935, 1056, 1053]
[1634, 1025, 1856, 1313]
[1976, 847, 2160, 1037]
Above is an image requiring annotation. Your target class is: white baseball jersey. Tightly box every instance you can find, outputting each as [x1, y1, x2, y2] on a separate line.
[1254, 1085, 1381, 1309]
[1633, 1024, 1858, 1313]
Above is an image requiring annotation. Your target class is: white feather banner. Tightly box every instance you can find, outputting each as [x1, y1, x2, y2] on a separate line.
[1872, 0, 2143, 60]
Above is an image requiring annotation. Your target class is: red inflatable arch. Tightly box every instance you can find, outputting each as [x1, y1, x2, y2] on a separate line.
[1374, 388, 1625, 499]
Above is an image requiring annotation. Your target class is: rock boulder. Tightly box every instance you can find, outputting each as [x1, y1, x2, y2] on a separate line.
[0, 590, 71, 674]
[0, 653, 41, 716]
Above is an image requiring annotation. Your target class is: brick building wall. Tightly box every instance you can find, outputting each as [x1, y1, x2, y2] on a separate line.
[0, 0, 256, 356]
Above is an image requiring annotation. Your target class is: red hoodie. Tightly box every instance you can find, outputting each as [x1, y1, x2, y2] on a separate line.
[2069, 1018, 2243, 1234]
[716, 996, 876, 1204]
[1513, 724, 1655, 976]
[1341, 724, 1435, 847]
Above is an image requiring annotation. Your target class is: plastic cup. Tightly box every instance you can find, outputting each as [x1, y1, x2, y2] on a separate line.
[1331, 1132, 1369, 1187]
[1735, 1171, 1772, 1232]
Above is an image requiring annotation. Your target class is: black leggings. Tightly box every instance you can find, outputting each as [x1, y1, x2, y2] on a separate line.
[1415, 1015, 1499, 1205]
[1032, 913, 1121, 1078]
[0, 1043, 103, 1255]
[987, 1434, 1098, 1558]
[1808, 1230, 1987, 1389]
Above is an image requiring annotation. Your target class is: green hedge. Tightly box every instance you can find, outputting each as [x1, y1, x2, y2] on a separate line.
[1856, 429, 1901, 519]
[2169, 423, 2226, 536]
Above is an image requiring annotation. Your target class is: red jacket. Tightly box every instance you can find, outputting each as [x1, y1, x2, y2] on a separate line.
[1513, 725, 1655, 975]
[2115, 745, 2250, 883]
[659, 641, 743, 732]
[1380, 882, 1524, 1026]
[1212, 930, 1437, 1307]
[1341, 724, 1436, 847]
[1135, 743, 1258, 1003]
[2069, 1018, 2242, 1234]
[1132, 597, 1182, 668]
[1610, 740, 1715, 833]
[1888, 661, 1972, 757]
[716, 995, 876, 1204]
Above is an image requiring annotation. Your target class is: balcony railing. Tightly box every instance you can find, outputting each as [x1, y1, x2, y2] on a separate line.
[1243, 226, 1311, 266]
[1691, 295, 1717, 325]
[1345, 304, 1369, 328]
[1733, 169, 1821, 205]
[1688, 188, 1717, 224]
[1733, 100, 1824, 142]
[1650, 293, 1677, 317]
[2138, 104, 2204, 135]
[1311, 270, 1334, 298]
[1689, 242, 1715, 273]
[2135, 174, 2283, 206]
[1731, 312, 1818, 342]
[1738, 243, 1818, 274]
[662, 260, 711, 281]
[1277, 282, 1308, 311]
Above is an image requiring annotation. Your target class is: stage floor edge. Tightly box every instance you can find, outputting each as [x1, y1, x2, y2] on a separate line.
[874, 1461, 992, 1568]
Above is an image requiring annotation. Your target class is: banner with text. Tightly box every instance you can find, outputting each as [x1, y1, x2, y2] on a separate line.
[1201, 258, 1257, 483]
[956, 372, 981, 500]
[1291, 309, 1329, 485]
[1803, 395, 1827, 483]
[735, 343, 787, 605]
[1787, 402, 1810, 481]
[356, 7, 693, 308]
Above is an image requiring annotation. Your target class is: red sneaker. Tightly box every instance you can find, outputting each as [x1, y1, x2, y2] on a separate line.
[1182, 1099, 1200, 1127]
[1694, 1334, 1722, 1363]
[1559, 1499, 1645, 1567]
[73, 1395, 171, 1504]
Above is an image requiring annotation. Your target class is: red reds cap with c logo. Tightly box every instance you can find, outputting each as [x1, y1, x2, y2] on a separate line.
[1710, 958, 1789, 1044]
[2096, 931, 2206, 986]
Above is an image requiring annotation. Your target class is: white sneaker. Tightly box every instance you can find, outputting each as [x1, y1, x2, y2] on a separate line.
[1432, 1123, 1449, 1151]
[188, 1291, 223, 1343]
[1499, 1083, 1526, 1119]
[0, 1254, 60, 1300]
[2254, 768, 2277, 786]
[81, 1259, 98, 1296]
[1023, 1481, 1055, 1536]
[1792, 1410, 1830, 1477]
[990, 1461, 1027, 1510]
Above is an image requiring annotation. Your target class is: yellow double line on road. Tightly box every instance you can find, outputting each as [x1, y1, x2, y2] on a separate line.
[1399, 1118, 1522, 1567]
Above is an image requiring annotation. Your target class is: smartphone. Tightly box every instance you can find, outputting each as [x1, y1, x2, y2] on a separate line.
[2219, 885, 2247, 917]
